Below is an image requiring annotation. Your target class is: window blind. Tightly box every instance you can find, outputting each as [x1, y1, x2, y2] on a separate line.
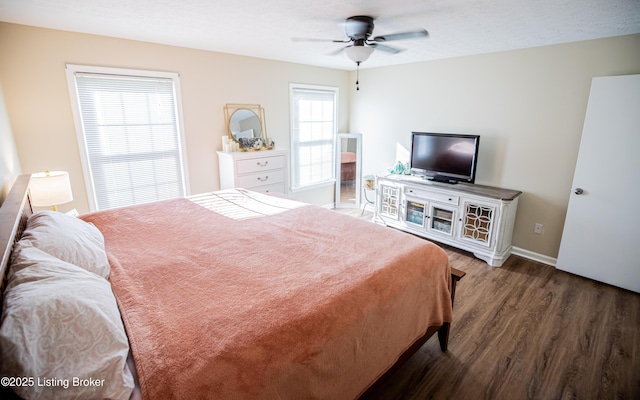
[72, 70, 187, 210]
[290, 86, 337, 189]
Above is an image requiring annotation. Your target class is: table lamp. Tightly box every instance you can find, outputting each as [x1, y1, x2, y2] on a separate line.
[30, 171, 74, 211]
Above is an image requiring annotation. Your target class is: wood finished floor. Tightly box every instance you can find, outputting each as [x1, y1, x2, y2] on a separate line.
[334, 208, 640, 400]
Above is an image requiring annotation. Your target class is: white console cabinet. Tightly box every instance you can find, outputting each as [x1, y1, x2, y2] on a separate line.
[376, 174, 521, 266]
[217, 149, 289, 194]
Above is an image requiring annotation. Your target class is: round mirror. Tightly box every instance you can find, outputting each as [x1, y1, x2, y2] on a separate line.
[229, 109, 262, 141]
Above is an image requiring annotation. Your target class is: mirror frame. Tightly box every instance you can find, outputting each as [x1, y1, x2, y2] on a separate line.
[224, 104, 267, 143]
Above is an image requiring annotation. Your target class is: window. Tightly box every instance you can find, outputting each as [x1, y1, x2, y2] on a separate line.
[290, 84, 338, 190]
[66, 65, 188, 211]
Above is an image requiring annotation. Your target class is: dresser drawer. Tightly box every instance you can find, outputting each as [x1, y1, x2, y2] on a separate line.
[405, 187, 459, 205]
[236, 156, 285, 174]
[237, 169, 284, 189]
[251, 183, 285, 194]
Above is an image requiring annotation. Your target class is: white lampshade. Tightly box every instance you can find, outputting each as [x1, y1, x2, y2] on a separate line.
[344, 45, 374, 63]
[30, 171, 74, 209]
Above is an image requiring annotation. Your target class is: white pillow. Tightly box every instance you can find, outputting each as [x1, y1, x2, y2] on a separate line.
[18, 210, 110, 278]
[0, 246, 134, 400]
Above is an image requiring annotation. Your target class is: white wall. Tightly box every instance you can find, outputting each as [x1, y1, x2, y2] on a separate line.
[350, 34, 640, 259]
[0, 81, 22, 203]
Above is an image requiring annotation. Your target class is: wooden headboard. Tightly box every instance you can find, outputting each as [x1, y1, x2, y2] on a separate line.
[0, 174, 33, 299]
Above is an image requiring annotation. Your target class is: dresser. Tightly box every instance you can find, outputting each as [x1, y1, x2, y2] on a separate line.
[217, 149, 289, 194]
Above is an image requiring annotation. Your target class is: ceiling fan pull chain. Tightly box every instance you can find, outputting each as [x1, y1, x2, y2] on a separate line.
[356, 61, 361, 91]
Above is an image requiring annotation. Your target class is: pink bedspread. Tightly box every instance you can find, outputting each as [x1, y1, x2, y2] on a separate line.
[82, 190, 452, 400]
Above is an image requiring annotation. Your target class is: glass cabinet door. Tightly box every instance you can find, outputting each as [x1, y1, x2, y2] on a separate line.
[406, 200, 426, 227]
[428, 204, 456, 236]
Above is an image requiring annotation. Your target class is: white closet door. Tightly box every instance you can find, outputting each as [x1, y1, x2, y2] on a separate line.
[556, 74, 640, 293]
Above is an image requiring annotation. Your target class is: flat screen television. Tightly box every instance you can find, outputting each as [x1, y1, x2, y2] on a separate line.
[409, 132, 480, 184]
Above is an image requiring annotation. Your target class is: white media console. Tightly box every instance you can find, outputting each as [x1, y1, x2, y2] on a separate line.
[375, 174, 522, 266]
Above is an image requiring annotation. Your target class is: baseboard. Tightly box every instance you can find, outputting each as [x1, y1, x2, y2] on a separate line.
[321, 203, 335, 209]
[511, 246, 557, 267]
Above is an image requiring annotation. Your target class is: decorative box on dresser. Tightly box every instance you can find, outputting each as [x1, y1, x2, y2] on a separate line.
[375, 174, 522, 267]
[217, 149, 289, 194]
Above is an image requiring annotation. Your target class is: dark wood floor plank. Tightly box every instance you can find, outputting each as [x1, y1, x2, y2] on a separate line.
[337, 209, 640, 400]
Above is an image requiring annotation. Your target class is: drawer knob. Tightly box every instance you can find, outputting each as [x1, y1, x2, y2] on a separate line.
[257, 176, 269, 182]
[257, 161, 269, 167]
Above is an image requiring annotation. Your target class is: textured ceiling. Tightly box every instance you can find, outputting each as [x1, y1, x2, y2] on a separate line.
[1, 0, 639, 70]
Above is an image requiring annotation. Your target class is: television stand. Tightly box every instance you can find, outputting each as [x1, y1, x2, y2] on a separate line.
[375, 174, 522, 266]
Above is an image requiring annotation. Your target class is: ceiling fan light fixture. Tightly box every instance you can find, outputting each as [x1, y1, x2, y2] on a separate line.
[344, 45, 374, 63]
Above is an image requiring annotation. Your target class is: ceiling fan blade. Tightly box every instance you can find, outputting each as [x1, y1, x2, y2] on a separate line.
[292, 37, 351, 43]
[372, 29, 429, 42]
[369, 42, 404, 54]
[327, 46, 349, 56]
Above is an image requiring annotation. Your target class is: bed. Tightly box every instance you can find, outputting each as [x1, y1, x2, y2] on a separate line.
[0, 174, 464, 400]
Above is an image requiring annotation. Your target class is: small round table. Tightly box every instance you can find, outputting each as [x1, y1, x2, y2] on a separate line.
[361, 175, 375, 215]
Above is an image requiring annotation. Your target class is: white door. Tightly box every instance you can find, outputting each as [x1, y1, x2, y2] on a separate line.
[556, 75, 640, 293]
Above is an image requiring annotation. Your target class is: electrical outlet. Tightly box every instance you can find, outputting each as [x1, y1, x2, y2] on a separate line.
[534, 223, 543, 235]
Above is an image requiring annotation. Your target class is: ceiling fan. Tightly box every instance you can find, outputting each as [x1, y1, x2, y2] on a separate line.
[295, 16, 429, 61]
[294, 16, 429, 89]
